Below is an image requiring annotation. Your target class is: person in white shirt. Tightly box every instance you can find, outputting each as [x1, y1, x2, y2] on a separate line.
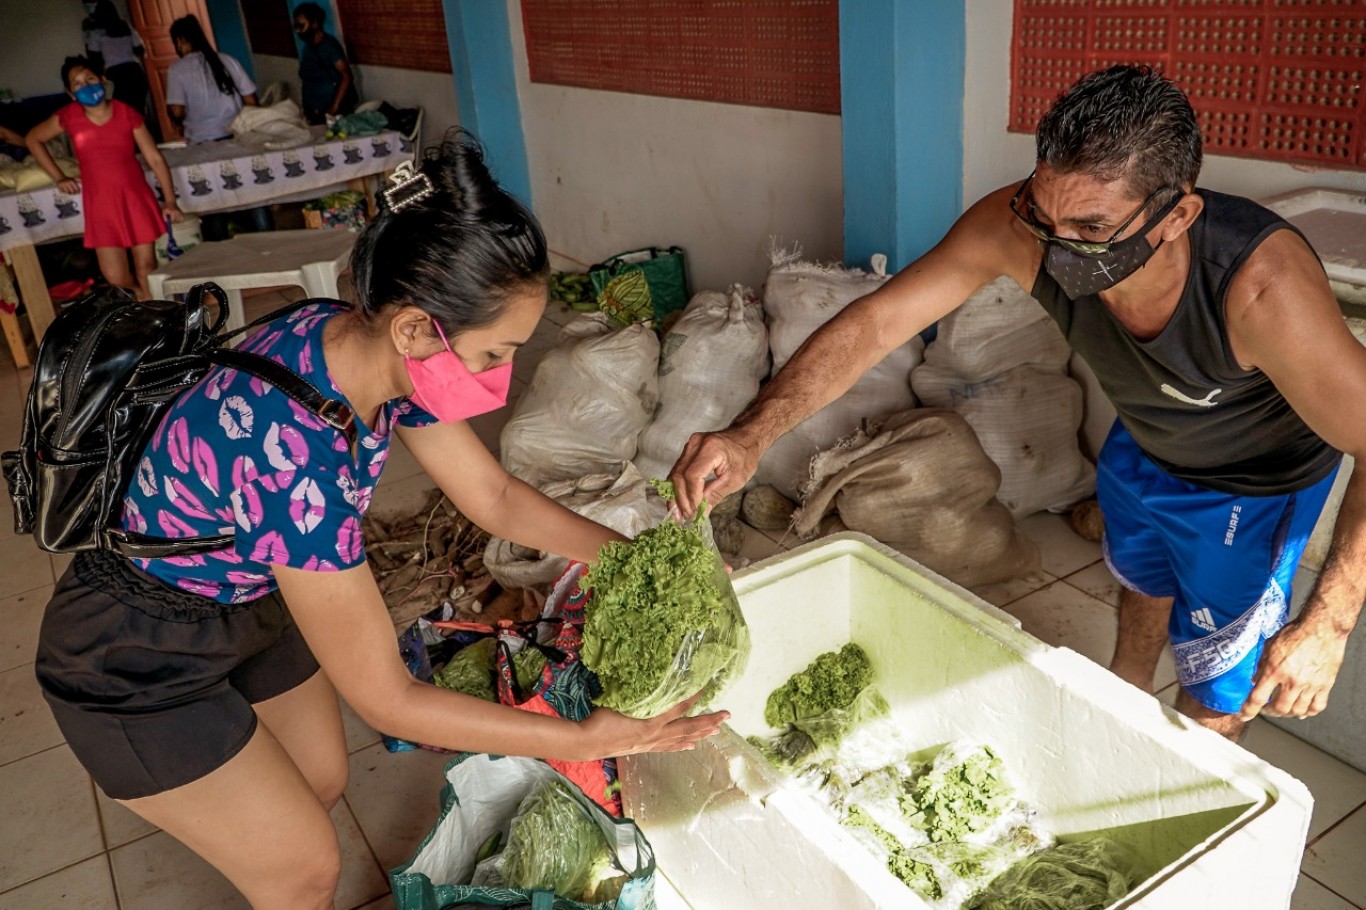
[84, 0, 148, 121]
[165, 15, 273, 241]
[165, 15, 257, 144]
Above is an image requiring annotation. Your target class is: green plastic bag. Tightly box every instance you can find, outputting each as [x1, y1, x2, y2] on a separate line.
[589, 247, 689, 327]
[389, 753, 657, 910]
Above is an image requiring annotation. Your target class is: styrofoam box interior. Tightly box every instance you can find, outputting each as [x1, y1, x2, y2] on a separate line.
[626, 534, 1313, 910]
[1262, 187, 1366, 304]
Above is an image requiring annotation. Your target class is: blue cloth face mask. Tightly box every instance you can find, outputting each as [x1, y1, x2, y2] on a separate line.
[73, 83, 106, 107]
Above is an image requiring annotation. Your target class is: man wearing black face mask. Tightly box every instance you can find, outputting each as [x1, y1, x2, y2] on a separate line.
[671, 64, 1366, 743]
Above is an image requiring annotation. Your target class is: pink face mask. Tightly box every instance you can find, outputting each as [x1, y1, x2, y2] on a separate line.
[404, 320, 512, 423]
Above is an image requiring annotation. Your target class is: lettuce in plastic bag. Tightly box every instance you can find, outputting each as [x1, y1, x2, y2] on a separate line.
[432, 638, 497, 702]
[501, 779, 613, 900]
[581, 496, 750, 719]
[975, 838, 1134, 910]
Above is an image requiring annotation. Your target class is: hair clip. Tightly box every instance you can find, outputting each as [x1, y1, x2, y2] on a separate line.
[383, 161, 434, 213]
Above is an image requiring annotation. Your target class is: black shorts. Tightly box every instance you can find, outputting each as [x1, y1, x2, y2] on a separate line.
[35, 548, 319, 800]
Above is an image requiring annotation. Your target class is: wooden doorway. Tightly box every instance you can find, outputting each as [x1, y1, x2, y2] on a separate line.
[127, 0, 215, 141]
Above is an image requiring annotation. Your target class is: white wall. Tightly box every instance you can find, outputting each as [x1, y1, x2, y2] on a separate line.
[251, 54, 458, 148]
[505, 0, 843, 292]
[2, 2, 89, 100]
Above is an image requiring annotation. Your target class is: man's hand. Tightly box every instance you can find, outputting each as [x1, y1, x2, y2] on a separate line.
[1240, 618, 1348, 721]
[669, 429, 761, 519]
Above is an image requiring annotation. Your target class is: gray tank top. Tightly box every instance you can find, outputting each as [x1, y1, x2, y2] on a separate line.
[1031, 188, 1340, 495]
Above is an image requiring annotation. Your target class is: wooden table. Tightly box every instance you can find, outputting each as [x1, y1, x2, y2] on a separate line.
[0, 127, 410, 367]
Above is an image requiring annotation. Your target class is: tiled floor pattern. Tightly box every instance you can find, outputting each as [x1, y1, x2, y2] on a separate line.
[0, 287, 1362, 908]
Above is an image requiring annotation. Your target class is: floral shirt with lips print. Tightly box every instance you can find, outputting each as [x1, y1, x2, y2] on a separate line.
[120, 302, 436, 604]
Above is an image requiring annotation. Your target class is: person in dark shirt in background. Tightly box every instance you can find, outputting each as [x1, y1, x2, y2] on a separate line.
[293, 2, 357, 125]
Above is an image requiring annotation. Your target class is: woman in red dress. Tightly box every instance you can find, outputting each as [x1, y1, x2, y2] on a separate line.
[27, 56, 182, 299]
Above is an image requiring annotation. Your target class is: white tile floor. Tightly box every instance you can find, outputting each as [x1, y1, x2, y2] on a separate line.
[0, 288, 1362, 909]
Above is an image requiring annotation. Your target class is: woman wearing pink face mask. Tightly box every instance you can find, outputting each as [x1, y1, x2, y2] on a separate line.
[34, 132, 726, 909]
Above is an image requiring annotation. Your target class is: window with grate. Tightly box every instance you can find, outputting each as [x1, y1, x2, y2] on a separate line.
[1009, 0, 1366, 170]
[520, 0, 841, 115]
[240, 0, 298, 59]
[335, 0, 452, 73]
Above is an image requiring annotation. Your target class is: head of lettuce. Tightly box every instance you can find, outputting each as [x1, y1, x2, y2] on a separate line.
[580, 489, 751, 719]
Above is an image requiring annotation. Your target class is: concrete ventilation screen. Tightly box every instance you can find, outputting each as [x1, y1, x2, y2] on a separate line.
[1009, 0, 1366, 170]
[336, 0, 452, 74]
[520, 0, 841, 115]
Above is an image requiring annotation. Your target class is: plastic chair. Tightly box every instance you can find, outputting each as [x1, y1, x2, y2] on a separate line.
[146, 229, 356, 332]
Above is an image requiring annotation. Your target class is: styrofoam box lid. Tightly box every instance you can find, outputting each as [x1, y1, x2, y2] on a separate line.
[627, 534, 1314, 910]
[1262, 187, 1366, 291]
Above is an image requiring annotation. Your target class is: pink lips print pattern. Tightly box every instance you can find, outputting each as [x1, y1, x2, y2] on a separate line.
[121, 302, 437, 604]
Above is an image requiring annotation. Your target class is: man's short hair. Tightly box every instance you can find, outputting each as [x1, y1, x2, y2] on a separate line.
[294, 2, 326, 26]
[1035, 65, 1203, 205]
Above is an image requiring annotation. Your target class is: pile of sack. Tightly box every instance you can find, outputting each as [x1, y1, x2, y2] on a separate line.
[493, 247, 1094, 590]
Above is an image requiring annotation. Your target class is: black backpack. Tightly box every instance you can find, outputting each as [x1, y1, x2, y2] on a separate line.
[1, 283, 357, 558]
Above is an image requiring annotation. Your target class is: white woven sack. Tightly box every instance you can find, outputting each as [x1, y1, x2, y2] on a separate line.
[500, 315, 660, 488]
[634, 285, 769, 481]
[911, 276, 1094, 518]
[483, 463, 667, 592]
[916, 276, 1071, 380]
[755, 248, 924, 500]
[911, 366, 1095, 517]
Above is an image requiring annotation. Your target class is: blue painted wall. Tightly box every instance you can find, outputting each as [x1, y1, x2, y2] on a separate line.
[205, 0, 255, 81]
[839, 1, 965, 272]
[440, 0, 531, 205]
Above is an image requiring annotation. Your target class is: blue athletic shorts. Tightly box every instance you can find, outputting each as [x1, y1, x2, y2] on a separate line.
[1096, 421, 1339, 714]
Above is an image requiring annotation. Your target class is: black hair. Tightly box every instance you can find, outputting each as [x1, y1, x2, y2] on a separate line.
[1035, 65, 1202, 207]
[294, 2, 326, 27]
[92, 0, 131, 38]
[170, 15, 236, 97]
[61, 56, 103, 91]
[351, 130, 549, 337]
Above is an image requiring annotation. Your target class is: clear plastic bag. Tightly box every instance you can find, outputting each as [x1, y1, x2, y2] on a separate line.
[501, 779, 613, 900]
[581, 498, 751, 719]
[975, 838, 1134, 910]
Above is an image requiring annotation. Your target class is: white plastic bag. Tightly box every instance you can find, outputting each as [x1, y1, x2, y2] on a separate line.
[756, 247, 924, 500]
[229, 99, 313, 150]
[483, 464, 667, 592]
[634, 285, 769, 481]
[500, 315, 660, 488]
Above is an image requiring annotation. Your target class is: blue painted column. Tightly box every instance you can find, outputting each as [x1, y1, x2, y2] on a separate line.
[440, 0, 532, 205]
[839, 1, 965, 272]
[205, 0, 255, 81]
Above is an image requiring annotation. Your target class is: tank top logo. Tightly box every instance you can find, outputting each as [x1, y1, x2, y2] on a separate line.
[1160, 383, 1222, 408]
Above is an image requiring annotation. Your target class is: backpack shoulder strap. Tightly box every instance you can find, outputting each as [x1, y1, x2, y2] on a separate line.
[206, 347, 358, 448]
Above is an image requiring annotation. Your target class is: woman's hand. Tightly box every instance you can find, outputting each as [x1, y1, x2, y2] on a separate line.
[164, 203, 184, 224]
[57, 178, 80, 195]
[573, 693, 729, 761]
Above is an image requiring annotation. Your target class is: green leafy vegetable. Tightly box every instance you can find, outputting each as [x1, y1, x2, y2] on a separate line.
[764, 643, 874, 728]
[908, 744, 1015, 842]
[432, 638, 497, 702]
[581, 513, 750, 718]
[511, 645, 549, 696]
[501, 780, 613, 900]
[975, 839, 1134, 910]
[844, 804, 944, 900]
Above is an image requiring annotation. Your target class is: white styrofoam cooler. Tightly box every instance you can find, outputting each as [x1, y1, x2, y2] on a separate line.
[628, 534, 1313, 909]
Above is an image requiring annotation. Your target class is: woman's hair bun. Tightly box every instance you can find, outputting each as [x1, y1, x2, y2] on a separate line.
[352, 128, 548, 334]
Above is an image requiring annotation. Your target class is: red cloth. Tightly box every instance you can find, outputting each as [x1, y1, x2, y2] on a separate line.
[58, 101, 164, 249]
